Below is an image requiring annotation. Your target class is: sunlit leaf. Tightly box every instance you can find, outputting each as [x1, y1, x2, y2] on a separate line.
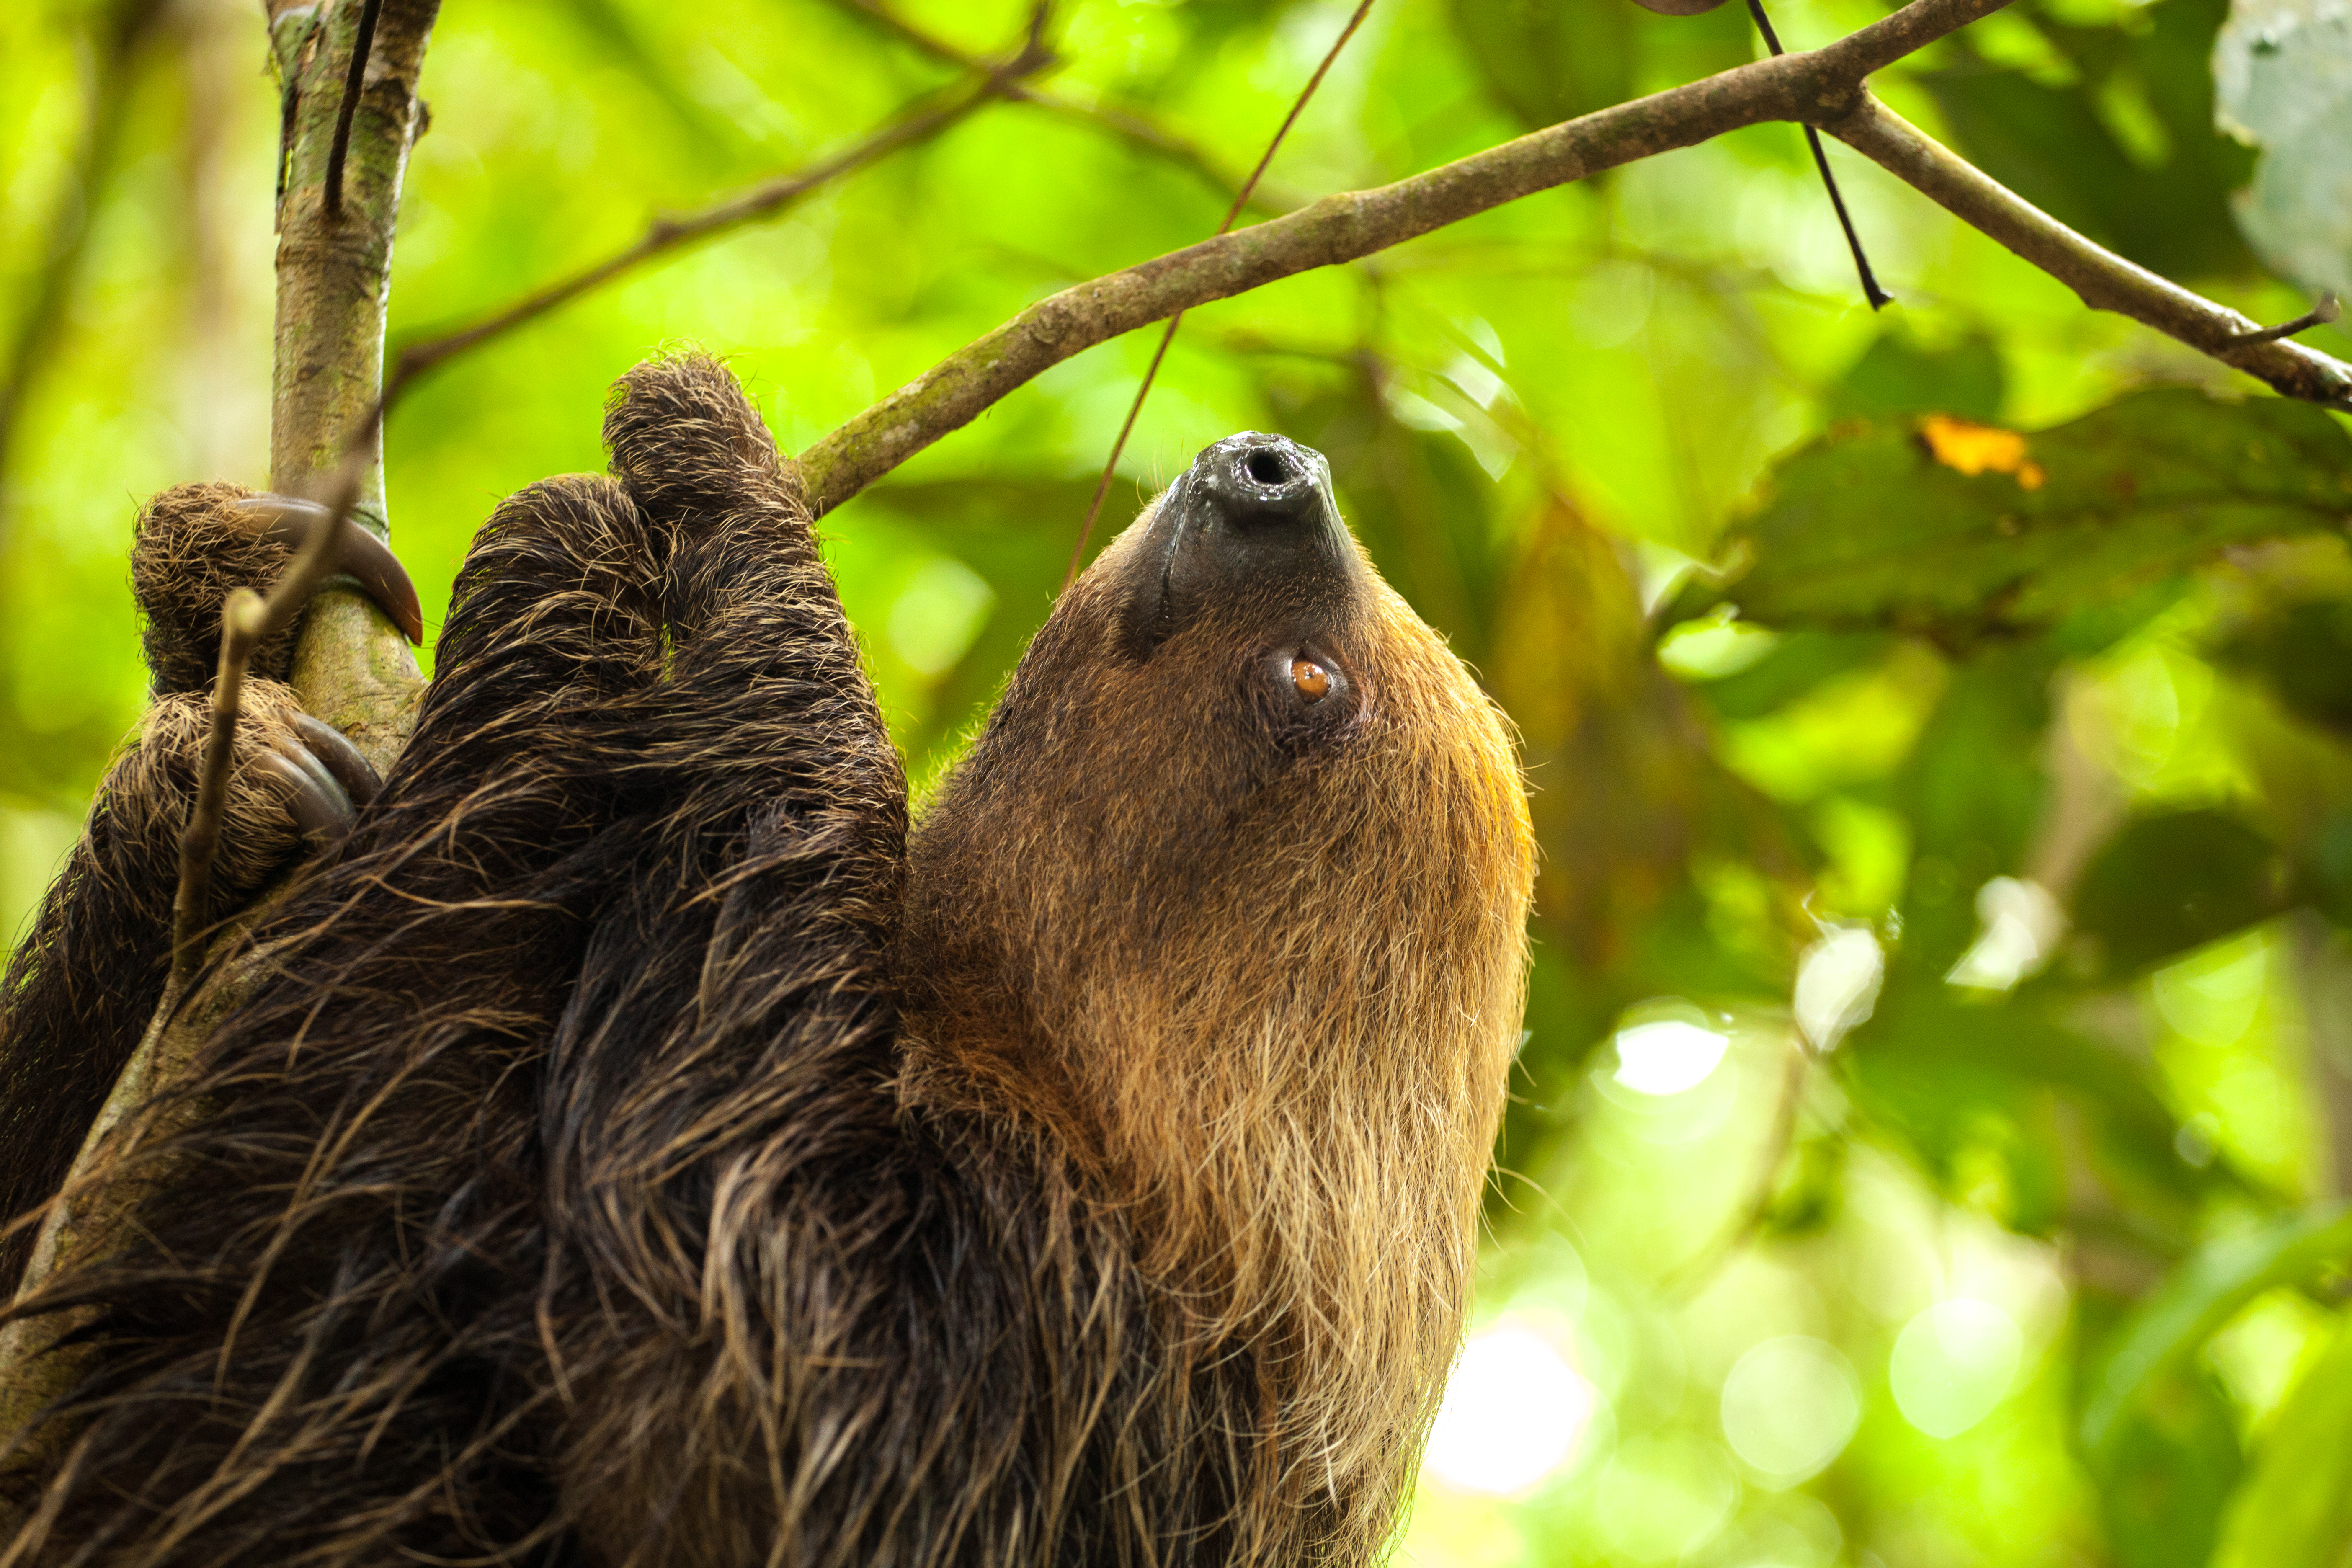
[1674, 390, 2352, 645]
[2079, 1202, 2352, 1463]
[2215, 0, 2352, 299]
[2210, 1315, 2352, 1568]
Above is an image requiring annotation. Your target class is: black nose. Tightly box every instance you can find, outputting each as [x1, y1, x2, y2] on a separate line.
[1192, 433, 1325, 530]
[1114, 431, 1359, 655]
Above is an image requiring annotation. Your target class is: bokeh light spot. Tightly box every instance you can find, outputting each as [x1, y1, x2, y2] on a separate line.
[1720, 1336, 1862, 1485]
[1424, 1326, 1598, 1496]
[1613, 1018, 1731, 1096]
[1890, 1299, 2023, 1439]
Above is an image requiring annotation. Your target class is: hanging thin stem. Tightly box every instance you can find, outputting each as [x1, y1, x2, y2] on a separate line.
[1063, 0, 1379, 590]
[1747, 0, 1890, 310]
[322, 0, 384, 219]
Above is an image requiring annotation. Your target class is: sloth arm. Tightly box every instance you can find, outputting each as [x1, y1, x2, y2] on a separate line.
[0, 487, 395, 1300]
[0, 357, 935, 1567]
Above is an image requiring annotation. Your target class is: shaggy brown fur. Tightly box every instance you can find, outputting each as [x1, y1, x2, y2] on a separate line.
[0, 485, 354, 1295]
[0, 355, 1532, 1567]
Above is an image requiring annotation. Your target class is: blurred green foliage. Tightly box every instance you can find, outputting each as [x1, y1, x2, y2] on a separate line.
[5, 0, 2352, 1563]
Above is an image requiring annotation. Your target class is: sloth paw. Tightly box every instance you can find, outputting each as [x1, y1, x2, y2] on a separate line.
[134, 482, 424, 696]
[122, 683, 385, 903]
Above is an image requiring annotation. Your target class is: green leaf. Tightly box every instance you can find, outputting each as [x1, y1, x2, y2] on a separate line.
[1447, 0, 1640, 130]
[1679, 389, 2352, 644]
[2079, 1203, 2352, 1464]
[1444, 0, 1750, 131]
[2215, 0, 2352, 299]
[1923, 0, 2256, 280]
[2098, 1365, 2245, 1568]
[2214, 596, 2352, 737]
[1827, 330, 2007, 424]
[2210, 1315, 2352, 1568]
[2073, 810, 2289, 974]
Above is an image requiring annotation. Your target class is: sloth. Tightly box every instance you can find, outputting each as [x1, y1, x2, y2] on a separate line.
[0, 356, 1533, 1568]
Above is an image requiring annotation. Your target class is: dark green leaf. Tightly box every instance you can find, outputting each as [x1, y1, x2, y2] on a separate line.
[2097, 1367, 2244, 1568]
[1681, 390, 2352, 644]
[1922, 0, 2257, 280]
[1448, 0, 1642, 130]
[1827, 330, 2006, 424]
[2073, 810, 2287, 975]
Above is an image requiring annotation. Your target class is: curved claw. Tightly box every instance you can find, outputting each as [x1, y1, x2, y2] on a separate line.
[254, 748, 356, 847]
[235, 495, 426, 646]
[289, 712, 383, 807]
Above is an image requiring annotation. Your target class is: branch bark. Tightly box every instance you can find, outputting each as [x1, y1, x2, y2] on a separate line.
[793, 0, 2352, 515]
[0, 0, 441, 1499]
[1826, 94, 2352, 410]
[266, 0, 436, 772]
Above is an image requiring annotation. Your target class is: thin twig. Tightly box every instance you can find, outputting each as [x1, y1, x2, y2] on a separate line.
[1826, 94, 2352, 406]
[382, 16, 1054, 408]
[1745, 0, 1890, 309]
[1063, 0, 1376, 587]
[322, 0, 384, 219]
[821, 0, 1294, 215]
[2229, 291, 2342, 346]
[169, 454, 369, 985]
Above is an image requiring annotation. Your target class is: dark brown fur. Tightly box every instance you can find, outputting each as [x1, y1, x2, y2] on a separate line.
[0, 357, 1532, 1567]
[0, 485, 335, 1295]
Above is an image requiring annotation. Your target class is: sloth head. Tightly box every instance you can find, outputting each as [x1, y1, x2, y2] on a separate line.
[898, 432, 1533, 1516]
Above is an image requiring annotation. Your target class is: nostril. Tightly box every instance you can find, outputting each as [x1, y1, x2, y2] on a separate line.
[1243, 449, 1292, 487]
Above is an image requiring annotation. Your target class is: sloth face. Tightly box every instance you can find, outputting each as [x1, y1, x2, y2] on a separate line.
[1099, 431, 1377, 761]
[903, 431, 1529, 1086]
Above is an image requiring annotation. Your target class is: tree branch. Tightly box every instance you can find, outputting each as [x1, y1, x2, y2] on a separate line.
[1826, 94, 2352, 411]
[384, 18, 1056, 405]
[266, 0, 436, 774]
[0, 0, 441, 1492]
[794, 0, 2019, 512]
[795, 0, 2352, 513]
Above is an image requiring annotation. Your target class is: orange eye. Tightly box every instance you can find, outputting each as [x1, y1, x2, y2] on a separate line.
[1291, 658, 1331, 701]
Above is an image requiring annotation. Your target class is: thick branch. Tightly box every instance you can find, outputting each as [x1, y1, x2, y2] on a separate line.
[268, 0, 437, 769]
[0, 0, 441, 1491]
[1827, 94, 2352, 411]
[795, 0, 2012, 512]
[385, 32, 1050, 404]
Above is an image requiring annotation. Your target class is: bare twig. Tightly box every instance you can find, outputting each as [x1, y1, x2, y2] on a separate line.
[383, 18, 1055, 406]
[1063, 0, 1375, 586]
[1826, 94, 2352, 410]
[168, 462, 368, 985]
[322, 0, 385, 219]
[2230, 291, 2342, 346]
[0, 0, 170, 518]
[822, 0, 1295, 215]
[1744, 0, 1890, 310]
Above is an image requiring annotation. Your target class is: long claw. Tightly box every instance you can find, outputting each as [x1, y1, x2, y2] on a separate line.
[236, 494, 427, 646]
[254, 750, 356, 846]
[289, 712, 383, 807]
